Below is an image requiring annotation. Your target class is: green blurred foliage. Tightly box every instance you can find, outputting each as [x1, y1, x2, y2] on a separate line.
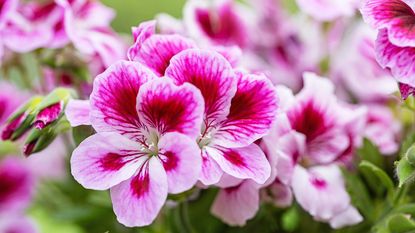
[101, 0, 186, 33]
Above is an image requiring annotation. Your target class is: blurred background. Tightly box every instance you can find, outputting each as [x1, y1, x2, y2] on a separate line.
[101, 0, 186, 33]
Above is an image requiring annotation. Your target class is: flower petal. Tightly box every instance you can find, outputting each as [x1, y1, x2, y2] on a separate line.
[199, 149, 224, 185]
[71, 132, 145, 190]
[291, 165, 350, 220]
[137, 78, 204, 138]
[90, 61, 156, 140]
[165, 49, 236, 126]
[132, 34, 196, 76]
[361, 0, 415, 47]
[376, 29, 415, 87]
[329, 206, 363, 229]
[65, 99, 91, 127]
[399, 82, 415, 99]
[158, 132, 202, 194]
[263, 180, 293, 208]
[127, 20, 156, 61]
[110, 157, 168, 227]
[211, 181, 260, 226]
[207, 143, 271, 184]
[215, 72, 278, 147]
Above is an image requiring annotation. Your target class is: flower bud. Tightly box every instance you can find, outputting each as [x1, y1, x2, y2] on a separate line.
[32, 88, 72, 130]
[33, 101, 63, 130]
[23, 123, 57, 157]
[1, 97, 43, 141]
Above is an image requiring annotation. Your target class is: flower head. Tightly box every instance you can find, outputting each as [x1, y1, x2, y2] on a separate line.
[165, 49, 277, 185]
[71, 61, 205, 227]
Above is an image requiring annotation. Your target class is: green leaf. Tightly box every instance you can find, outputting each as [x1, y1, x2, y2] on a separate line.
[394, 204, 415, 216]
[401, 133, 415, 158]
[0, 141, 19, 156]
[396, 158, 415, 187]
[341, 168, 374, 220]
[406, 144, 415, 166]
[359, 161, 395, 199]
[358, 138, 384, 168]
[388, 214, 415, 233]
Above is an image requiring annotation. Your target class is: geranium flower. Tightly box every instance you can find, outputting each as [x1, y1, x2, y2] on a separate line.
[183, 0, 250, 48]
[0, 0, 67, 54]
[57, 0, 126, 68]
[361, 0, 415, 98]
[165, 50, 277, 185]
[291, 165, 363, 228]
[70, 61, 205, 227]
[364, 105, 400, 155]
[281, 73, 364, 164]
[262, 74, 365, 228]
[331, 23, 397, 102]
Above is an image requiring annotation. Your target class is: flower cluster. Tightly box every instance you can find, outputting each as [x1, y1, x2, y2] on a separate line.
[0, 0, 125, 68]
[67, 20, 278, 226]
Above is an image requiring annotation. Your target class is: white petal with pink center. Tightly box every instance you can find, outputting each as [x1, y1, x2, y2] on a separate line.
[291, 165, 353, 221]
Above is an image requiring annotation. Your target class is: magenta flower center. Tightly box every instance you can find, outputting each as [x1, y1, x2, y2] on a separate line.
[288, 101, 330, 142]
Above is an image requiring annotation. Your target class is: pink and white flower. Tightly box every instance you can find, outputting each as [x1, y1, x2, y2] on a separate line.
[262, 74, 365, 228]
[331, 23, 398, 102]
[1, 0, 67, 53]
[361, 0, 415, 98]
[296, 0, 359, 21]
[183, 0, 251, 48]
[280, 73, 359, 164]
[165, 50, 277, 185]
[70, 61, 205, 227]
[0, 156, 34, 214]
[364, 105, 400, 155]
[57, 0, 126, 68]
[291, 165, 363, 228]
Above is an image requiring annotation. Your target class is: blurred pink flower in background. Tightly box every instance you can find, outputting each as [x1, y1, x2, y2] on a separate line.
[0, 81, 27, 126]
[57, 0, 126, 69]
[183, 0, 251, 48]
[0, 157, 34, 213]
[331, 23, 398, 103]
[0, 215, 37, 233]
[262, 73, 365, 228]
[296, 0, 359, 21]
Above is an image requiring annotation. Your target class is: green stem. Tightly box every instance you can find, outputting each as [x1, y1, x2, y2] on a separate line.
[178, 201, 196, 233]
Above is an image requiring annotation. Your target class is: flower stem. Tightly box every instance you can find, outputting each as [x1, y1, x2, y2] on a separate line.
[177, 200, 196, 233]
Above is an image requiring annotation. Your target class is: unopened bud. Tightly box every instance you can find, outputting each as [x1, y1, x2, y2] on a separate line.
[32, 88, 72, 130]
[33, 101, 63, 130]
[23, 123, 57, 157]
[1, 97, 43, 141]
